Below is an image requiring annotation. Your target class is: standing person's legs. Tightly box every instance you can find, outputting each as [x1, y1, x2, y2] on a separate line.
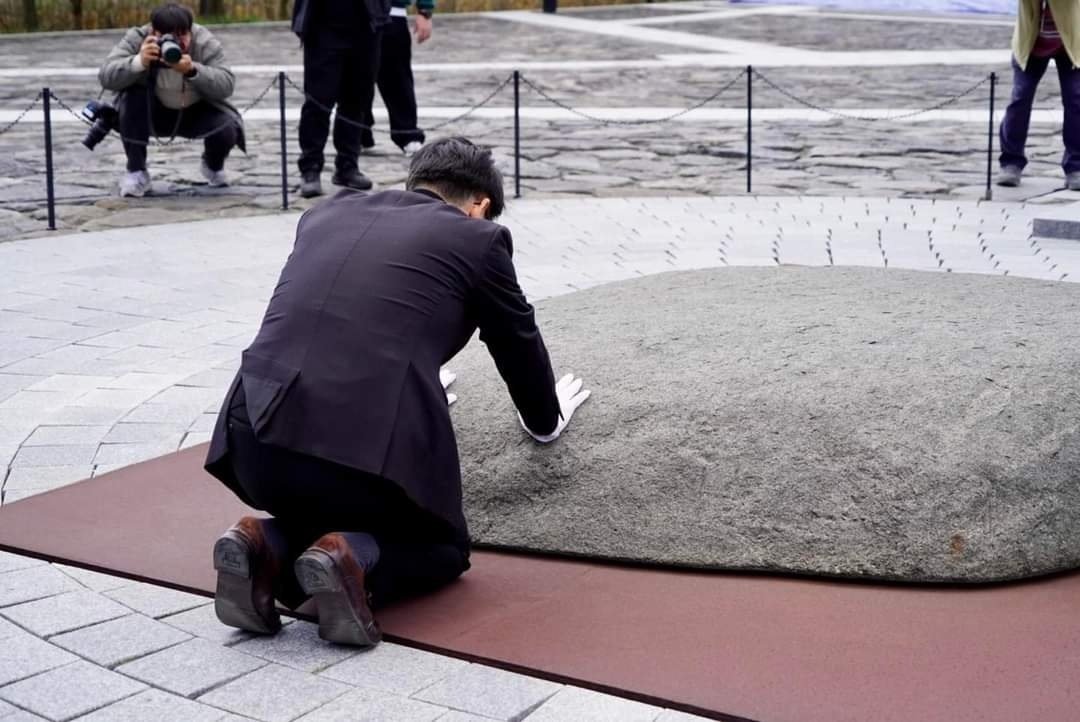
[999, 54, 1051, 174]
[298, 42, 345, 178]
[333, 29, 380, 179]
[1054, 51, 1080, 179]
[377, 17, 424, 152]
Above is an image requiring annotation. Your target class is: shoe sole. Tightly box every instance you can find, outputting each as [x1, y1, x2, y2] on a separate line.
[295, 549, 381, 647]
[996, 179, 1020, 187]
[300, 188, 323, 198]
[212, 532, 280, 635]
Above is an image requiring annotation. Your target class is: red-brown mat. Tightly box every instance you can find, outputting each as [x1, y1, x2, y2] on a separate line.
[1, 446, 1078, 722]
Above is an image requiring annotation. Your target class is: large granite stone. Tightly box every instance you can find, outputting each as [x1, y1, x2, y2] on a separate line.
[450, 267, 1080, 583]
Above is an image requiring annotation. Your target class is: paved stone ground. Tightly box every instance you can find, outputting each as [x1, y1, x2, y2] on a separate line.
[2, 2, 1080, 719]
[1, 193, 1079, 719]
[2, 0, 1078, 241]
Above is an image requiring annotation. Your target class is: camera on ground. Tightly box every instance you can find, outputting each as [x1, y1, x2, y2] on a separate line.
[81, 100, 118, 150]
[157, 34, 182, 64]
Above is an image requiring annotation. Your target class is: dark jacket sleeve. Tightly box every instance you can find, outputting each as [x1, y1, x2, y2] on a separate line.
[473, 227, 561, 435]
[291, 0, 311, 37]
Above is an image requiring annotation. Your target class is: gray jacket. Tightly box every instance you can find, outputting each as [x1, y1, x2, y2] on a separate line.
[98, 23, 246, 151]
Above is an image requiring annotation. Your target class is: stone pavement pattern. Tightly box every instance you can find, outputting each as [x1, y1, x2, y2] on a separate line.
[1, 193, 1079, 719]
[2, 0, 1078, 241]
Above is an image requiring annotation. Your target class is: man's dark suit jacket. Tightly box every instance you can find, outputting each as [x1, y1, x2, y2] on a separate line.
[205, 189, 561, 537]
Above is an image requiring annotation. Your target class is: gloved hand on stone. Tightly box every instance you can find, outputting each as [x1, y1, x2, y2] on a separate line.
[440, 367, 457, 406]
[520, 373, 591, 443]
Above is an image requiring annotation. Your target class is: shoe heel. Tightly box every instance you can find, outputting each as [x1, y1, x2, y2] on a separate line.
[212, 533, 279, 635]
[295, 550, 380, 647]
[295, 550, 340, 594]
[213, 534, 251, 578]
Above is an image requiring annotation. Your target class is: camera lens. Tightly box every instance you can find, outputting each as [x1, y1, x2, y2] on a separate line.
[159, 35, 182, 64]
[82, 119, 111, 150]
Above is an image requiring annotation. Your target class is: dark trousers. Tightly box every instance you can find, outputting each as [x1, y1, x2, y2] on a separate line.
[298, 30, 381, 176]
[999, 50, 1080, 174]
[118, 83, 238, 173]
[224, 390, 470, 609]
[360, 17, 424, 151]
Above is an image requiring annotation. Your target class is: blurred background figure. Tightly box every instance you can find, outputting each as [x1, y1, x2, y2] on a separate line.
[997, 0, 1079, 190]
[291, 0, 390, 197]
[360, 0, 434, 157]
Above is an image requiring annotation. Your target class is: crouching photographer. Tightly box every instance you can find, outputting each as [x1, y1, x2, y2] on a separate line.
[95, 3, 245, 197]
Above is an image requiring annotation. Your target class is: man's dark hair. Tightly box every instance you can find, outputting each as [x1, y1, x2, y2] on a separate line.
[406, 137, 505, 220]
[151, 3, 194, 34]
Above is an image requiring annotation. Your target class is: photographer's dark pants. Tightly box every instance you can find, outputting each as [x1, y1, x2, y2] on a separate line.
[297, 28, 381, 177]
[223, 383, 470, 609]
[999, 49, 1080, 174]
[360, 16, 424, 151]
[118, 85, 239, 173]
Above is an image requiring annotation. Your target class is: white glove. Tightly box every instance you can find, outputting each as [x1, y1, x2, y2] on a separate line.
[519, 373, 591, 443]
[440, 367, 457, 406]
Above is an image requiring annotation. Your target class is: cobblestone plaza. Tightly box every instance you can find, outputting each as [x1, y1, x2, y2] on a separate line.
[1, 2, 1079, 720]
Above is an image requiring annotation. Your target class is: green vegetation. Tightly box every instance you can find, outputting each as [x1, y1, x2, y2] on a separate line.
[0, 0, 649, 33]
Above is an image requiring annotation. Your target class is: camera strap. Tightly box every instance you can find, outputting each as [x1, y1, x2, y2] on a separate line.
[148, 63, 184, 144]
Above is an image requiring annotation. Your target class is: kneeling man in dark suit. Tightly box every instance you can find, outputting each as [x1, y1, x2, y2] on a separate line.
[204, 137, 590, 646]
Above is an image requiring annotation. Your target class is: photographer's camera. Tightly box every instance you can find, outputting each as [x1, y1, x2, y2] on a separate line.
[157, 34, 182, 64]
[81, 100, 118, 150]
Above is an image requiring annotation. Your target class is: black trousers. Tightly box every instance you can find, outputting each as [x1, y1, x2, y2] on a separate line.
[224, 388, 470, 609]
[297, 30, 381, 176]
[118, 84, 238, 173]
[361, 17, 424, 151]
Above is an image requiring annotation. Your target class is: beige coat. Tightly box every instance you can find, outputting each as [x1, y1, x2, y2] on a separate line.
[1013, 0, 1080, 70]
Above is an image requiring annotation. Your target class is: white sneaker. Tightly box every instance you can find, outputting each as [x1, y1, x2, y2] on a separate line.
[118, 169, 151, 197]
[200, 160, 228, 188]
[402, 141, 423, 157]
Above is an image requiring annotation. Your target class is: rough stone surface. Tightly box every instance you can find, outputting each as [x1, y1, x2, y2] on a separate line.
[414, 664, 561, 721]
[0, 660, 146, 721]
[51, 613, 191, 667]
[450, 267, 1080, 582]
[71, 689, 227, 722]
[195, 664, 350, 722]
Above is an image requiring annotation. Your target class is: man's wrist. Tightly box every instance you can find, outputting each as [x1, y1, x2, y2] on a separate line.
[130, 54, 147, 72]
[185, 63, 198, 78]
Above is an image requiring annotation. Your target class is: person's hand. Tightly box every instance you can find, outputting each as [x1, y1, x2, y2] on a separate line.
[413, 15, 432, 44]
[440, 367, 456, 406]
[168, 54, 195, 76]
[519, 373, 591, 443]
[138, 35, 161, 67]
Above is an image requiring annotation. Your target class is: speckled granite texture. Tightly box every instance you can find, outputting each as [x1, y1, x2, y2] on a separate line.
[450, 267, 1080, 582]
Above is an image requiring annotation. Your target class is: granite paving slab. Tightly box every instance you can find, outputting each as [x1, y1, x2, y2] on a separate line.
[0, 660, 146, 721]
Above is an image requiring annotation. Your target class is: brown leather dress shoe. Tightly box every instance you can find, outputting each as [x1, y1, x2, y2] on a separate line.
[212, 516, 283, 635]
[294, 533, 382, 647]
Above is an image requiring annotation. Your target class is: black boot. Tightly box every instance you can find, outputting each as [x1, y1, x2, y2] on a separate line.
[300, 172, 323, 198]
[331, 168, 373, 191]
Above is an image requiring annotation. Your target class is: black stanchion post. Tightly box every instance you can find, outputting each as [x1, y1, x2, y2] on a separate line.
[42, 88, 56, 230]
[985, 71, 996, 201]
[514, 71, 521, 199]
[543, 0, 556, 13]
[746, 66, 752, 194]
[278, 72, 289, 210]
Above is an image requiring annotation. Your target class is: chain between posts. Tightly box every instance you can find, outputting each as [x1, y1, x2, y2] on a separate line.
[282, 73, 515, 134]
[0, 91, 43, 136]
[751, 68, 992, 122]
[49, 74, 278, 147]
[518, 68, 747, 125]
